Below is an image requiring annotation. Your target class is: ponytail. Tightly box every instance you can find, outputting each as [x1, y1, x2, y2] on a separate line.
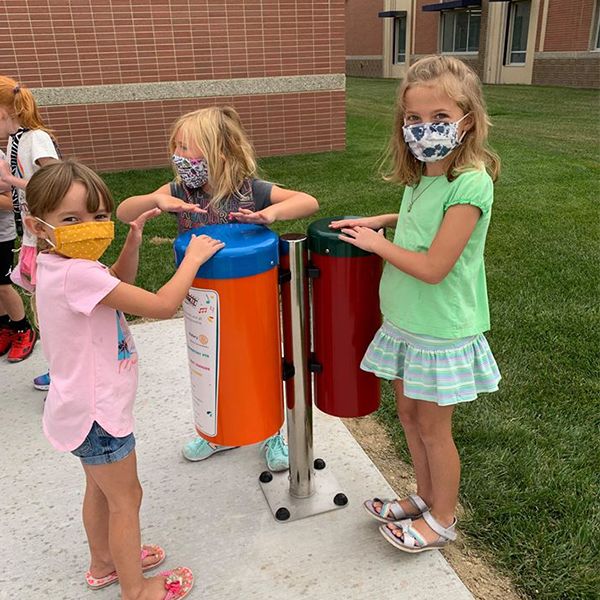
[0, 75, 54, 136]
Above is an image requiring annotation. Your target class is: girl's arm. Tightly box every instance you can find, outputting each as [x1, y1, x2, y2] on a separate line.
[0, 160, 29, 190]
[339, 204, 481, 284]
[101, 234, 224, 319]
[0, 157, 56, 190]
[0, 191, 12, 210]
[36, 157, 58, 167]
[229, 185, 318, 224]
[109, 208, 161, 284]
[116, 183, 206, 223]
[329, 214, 398, 230]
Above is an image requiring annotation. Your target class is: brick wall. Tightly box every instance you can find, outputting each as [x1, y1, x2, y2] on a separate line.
[542, 0, 596, 52]
[533, 0, 599, 88]
[346, 59, 383, 77]
[532, 55, 600, 88]
[414, 0, 439, 55]
[0, 0, 346, 171]
[472, 0, 489, 80]
[41, 92, 346, 171]
[345, 0, 383, 55]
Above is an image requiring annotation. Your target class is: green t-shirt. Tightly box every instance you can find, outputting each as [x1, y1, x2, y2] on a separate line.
[380, 168, 494, 339]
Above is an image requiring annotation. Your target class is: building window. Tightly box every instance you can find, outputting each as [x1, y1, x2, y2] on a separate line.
[506, 1, 531, 64]
[595, 1, 600, 49]
[393, 15, 407, 63]
[441, 9, 481, 54]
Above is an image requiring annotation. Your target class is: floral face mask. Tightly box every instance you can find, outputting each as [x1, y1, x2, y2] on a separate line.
[402, 113, 470, 163]
[172, 154, 209, 189]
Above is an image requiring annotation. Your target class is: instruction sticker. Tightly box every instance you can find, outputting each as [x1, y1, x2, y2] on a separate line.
[183, 287, 219, 437]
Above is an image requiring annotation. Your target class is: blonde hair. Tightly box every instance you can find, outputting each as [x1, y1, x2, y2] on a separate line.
[168, 106, 257, 206]
[0, 75, 54, 135]
[383, 55, 500, 186]
[25, 159, 114, 219]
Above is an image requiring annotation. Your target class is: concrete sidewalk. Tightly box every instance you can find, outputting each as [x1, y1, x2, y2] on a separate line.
[0, 319, 473, 600]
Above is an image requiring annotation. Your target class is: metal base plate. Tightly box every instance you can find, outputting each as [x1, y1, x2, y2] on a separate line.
[259, 465, 349, 523]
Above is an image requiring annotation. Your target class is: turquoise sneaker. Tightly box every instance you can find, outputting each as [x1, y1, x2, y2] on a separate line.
[262, 433, 289, 472]
[182, 437, 237, 462]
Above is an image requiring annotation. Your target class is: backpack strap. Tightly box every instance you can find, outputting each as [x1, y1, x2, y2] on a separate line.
[9, 127, 29, 235]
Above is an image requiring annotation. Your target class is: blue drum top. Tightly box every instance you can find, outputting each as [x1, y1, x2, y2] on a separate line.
[174, 223, 279, 279]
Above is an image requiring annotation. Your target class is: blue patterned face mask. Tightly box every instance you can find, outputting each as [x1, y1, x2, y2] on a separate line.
[402, 113, 470, 162]
[172, 154, 209, 188]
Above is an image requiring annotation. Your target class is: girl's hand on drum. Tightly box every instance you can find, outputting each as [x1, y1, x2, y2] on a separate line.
[185, 234, 225, 264]
[338, 226, 386, 253]
[329, 215, 387, 230]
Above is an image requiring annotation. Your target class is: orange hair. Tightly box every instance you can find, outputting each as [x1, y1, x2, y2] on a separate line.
[0, 75, 54, 135]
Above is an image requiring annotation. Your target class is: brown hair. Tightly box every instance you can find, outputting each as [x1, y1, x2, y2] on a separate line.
[25, 159, 115, 219]
[382, 55, 500, 186]
[0, 75, 54, 135]
[168, 106, 257, 206]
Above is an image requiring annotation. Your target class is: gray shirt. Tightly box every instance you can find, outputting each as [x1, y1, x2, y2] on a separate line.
[169, 177, 273, 234]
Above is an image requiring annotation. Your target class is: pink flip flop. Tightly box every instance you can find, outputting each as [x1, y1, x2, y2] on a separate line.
[85, 544, 166, 590]
[160, 567, 194, 600]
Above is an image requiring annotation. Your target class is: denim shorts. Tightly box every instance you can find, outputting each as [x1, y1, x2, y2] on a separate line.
[72, 421, 136, 465]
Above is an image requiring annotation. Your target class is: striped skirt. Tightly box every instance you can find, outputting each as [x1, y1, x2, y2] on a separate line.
[361, 321, 501, 406]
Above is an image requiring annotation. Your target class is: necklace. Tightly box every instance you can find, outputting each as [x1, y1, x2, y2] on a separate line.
[407, 177, 439, 212]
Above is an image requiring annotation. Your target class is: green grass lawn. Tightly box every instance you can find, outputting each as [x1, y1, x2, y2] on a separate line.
[100, 78, 599, 600]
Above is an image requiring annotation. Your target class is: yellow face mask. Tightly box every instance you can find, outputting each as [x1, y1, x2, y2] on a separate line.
[38, 219, 115, 261]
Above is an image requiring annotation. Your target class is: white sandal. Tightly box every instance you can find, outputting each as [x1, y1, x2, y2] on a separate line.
[363, 493, 429, 523]
[379, 511, 457, 553]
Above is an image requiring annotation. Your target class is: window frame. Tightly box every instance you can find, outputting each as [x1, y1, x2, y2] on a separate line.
[505, 0, 531, 66]
[594, 0, 600, 50]
[439, 8, 481, 55]
[392, 14, 407, 64]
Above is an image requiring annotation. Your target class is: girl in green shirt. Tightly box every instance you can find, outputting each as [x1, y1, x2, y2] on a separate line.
[331, 55, 501, 553]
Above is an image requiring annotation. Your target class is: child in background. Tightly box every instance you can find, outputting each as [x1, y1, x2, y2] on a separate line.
[0, 150, 35, 362]
[331, 56, 501, 553]
[25, 160, 224, 599]
[117, 106, 319, 470]
[0, 75, 60, 368]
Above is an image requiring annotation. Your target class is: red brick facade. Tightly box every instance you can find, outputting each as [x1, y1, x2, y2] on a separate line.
[346, 0, 600, 88]
[414, 0, 440, 56]
[345, 0, 384, 77]
[0, 0, 346, 171]
[532, 56, 600, 87]
[542, 0, 596, 52]
[346, 0, 383, 56]
[533, 0, 599, 87]
[40, 92, 346, 171]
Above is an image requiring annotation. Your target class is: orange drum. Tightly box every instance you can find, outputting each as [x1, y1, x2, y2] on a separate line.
[174, 224, 283, 446]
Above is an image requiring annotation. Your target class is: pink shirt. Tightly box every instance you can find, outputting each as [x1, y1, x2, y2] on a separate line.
[36, 253, 138, 451]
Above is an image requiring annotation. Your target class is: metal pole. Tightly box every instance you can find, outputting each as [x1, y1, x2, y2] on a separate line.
[259, 231, 347, 522]
[280, 233, 314, 498]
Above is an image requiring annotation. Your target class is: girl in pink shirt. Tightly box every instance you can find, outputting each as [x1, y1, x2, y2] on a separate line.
[24, 159, 224, 600]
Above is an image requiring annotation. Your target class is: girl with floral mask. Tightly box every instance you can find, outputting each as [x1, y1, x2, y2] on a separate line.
[25, 159, 224, 600]
[116, 106, 318, 470]
[330, 56, 501, 554]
